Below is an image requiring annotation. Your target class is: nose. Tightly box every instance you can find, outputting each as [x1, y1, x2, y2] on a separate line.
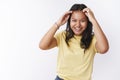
[76, 21, 81, 27]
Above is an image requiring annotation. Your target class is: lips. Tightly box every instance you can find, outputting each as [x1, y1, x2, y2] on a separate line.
[74, 27, 82, 32]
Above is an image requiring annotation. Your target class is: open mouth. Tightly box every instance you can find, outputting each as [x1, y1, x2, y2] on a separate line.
[74, 27, 82, 32]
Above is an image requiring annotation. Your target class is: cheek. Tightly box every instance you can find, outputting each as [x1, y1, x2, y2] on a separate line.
[82, 22, 88, 28]
[70, 23, 75, 29]
[70, 21, 88, 29]
[83, 24, 87, 29]
[70, 21, 74, 26]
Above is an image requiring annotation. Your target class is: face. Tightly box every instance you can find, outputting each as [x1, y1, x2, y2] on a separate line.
[70, 10, 88, 36]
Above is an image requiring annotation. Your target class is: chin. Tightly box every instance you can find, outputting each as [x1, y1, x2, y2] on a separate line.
[74, 32, 82, 35]
[74, 33, 81, 36]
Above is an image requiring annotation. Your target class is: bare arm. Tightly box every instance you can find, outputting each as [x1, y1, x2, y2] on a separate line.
[83, 8, 109, 54]
[39, 11, 72, 50]
[39, 24, 58, 50]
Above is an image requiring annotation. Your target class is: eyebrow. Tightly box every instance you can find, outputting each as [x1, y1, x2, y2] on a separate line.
[71, 17, 87, 20]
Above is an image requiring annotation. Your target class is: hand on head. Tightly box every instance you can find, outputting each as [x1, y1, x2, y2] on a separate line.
[83, 8, 96, 22]
[56, 11, 72, 27]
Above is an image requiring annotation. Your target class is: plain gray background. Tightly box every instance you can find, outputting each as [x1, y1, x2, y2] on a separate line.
[1, 0, 120, 80]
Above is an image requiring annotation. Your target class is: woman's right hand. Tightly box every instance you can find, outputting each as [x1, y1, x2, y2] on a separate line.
[56, 11, 72, 27]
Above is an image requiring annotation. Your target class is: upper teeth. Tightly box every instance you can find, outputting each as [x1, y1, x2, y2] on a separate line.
[75, 28, 80, 31]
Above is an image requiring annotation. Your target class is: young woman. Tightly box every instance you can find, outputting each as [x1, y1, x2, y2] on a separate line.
[39, 4, 109, 80]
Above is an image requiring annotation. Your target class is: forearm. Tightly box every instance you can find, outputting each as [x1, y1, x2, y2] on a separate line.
[92, 19, 109, 53]
[39, 11, 72, 50]
[39, 23, 59, 49]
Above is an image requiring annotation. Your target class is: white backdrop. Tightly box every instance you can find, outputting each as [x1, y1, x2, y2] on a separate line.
[0, 0, 120, 80]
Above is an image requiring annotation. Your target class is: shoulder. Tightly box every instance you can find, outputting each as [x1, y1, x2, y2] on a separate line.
[54, 30, 67, 46]
[54, 30, 66, 38]
[92, 35, 96, 44]
[89, 35, 97, 53]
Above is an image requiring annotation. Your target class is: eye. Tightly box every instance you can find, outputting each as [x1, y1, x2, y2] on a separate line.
[81, 19, 87, 23]
[81, 20, 86, 22]
[71, 19, 77, 22]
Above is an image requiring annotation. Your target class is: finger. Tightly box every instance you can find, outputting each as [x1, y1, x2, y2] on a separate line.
[65, 11, 73, 15]
[65, 15, 70, 20]
[68, 11, 73, 13]
[83, 8, 87, 12]
[83, 8, 89, 13]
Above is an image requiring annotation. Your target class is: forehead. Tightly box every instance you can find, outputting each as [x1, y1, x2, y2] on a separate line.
[71, 10, 87, 19]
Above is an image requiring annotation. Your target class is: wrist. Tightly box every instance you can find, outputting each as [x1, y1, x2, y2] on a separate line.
[55, 22, 60, 29]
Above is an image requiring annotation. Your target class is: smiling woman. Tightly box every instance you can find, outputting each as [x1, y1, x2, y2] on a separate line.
[39, 3, 109, 80]
[70, 10, 88, 36]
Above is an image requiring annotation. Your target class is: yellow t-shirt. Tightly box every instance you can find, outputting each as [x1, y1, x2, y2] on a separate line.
[54, 31, 97, 80]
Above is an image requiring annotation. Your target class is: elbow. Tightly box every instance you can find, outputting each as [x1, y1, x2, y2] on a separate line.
[39, 43, 48, 50]
[39, 45, 46, 50]
[99, 46, 109, 54]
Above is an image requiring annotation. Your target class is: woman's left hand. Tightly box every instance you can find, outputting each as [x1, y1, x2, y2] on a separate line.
[83, 8, 96, 22]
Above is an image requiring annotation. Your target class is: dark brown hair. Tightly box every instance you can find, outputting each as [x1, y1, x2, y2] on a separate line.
[65, 4, 93, 52]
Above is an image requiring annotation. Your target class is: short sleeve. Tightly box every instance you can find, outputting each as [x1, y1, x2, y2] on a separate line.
[91, 35, 98, 53]
[54, 31, 62, 46]
[54, 31, 66, 47]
